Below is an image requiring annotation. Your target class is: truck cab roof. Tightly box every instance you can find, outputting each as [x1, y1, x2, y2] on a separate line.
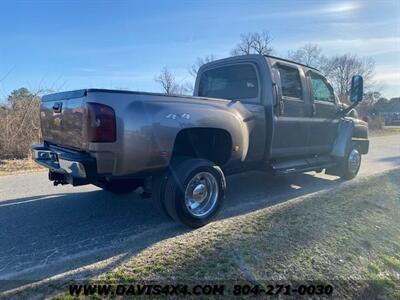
[197, 54, 322, 77]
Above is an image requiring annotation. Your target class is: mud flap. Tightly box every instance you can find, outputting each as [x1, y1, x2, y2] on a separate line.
[330, 118, 354, 158]
[325, 118, 354, 176]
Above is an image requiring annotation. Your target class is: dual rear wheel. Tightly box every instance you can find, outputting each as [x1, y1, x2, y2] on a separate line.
[93, 158, 225, 228]
[153, 158, 225, 228]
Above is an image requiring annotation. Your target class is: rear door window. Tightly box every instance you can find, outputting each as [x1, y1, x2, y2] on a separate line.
[277, 65, 303, 100]
[198, 64, 259, 102]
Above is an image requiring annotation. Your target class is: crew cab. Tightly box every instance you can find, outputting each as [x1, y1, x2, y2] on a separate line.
[32, 55, 369, 227]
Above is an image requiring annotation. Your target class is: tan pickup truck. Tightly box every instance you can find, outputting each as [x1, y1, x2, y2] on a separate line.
[32, 54, 369, 227]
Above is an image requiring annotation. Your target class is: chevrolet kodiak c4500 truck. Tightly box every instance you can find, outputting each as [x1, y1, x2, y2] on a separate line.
[33, 55, 369, 227]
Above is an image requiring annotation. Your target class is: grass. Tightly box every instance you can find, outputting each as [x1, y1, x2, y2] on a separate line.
[367, 263, 381, 274]
[0, 158, 44, 176]
[94, 169, 400, 299]
[381, 255, 400, 272]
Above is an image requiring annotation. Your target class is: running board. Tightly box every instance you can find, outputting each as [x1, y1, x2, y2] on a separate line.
[271, 155, 337, 175]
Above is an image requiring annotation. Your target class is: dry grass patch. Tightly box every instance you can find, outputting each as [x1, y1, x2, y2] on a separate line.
[0, 159, 44, 176]
[369, 127, 400, 137]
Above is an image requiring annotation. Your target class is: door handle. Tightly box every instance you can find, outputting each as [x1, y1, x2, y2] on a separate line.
[272, 83, 278, 106]
[312, 103, 316, 116]
[279, 100, 285, 115]
[52, 102, 62, 113]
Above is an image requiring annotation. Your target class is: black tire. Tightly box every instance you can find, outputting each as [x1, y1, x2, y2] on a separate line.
[152, 171, 171, 218]
[159, 158, 225, 228]
[151, 157, 191, 218]
[94, 179, 142, 194]
[339, 144, 362, 180]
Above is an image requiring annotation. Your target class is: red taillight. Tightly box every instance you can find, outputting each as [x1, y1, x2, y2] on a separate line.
[87, 103, 116, 142]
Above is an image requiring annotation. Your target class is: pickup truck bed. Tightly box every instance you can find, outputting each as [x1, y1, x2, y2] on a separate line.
[37, 88, 246, 179]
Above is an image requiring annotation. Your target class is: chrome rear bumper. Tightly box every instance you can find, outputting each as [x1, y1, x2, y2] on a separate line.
[32, 144, 96, 186]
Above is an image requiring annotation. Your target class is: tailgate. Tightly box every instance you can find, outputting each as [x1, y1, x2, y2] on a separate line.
[40, 90, 87, 150]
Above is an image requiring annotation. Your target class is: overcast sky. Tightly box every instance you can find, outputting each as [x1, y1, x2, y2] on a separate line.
[0, 0, 399, 98]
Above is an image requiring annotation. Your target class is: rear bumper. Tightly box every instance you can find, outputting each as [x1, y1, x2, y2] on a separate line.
[32, 143, 97, 186]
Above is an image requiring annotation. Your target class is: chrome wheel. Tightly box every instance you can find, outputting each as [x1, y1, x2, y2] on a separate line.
[348, 148, 361, 175]
[184, 171, 219, 217]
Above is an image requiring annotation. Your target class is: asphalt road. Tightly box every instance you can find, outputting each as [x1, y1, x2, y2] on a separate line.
[0, 135, 399, 292]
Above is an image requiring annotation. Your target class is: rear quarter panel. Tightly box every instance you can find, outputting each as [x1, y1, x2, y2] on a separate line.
[86, 91, 249, 176]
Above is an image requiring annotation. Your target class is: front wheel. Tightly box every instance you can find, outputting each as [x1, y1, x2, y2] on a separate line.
[155, 158, 226, 228]
[340, 146, 362, 180]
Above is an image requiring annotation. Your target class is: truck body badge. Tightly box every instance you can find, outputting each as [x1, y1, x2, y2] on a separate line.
[166, 113, 190, 120]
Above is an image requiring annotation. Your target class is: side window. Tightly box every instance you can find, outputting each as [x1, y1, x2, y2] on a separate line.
[277, 65, 302, 99]
[198, 64, 259, 102]
[310, 73, 335, 103]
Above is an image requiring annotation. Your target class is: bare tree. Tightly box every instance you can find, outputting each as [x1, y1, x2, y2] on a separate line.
[0, 87, 44, 159]
[288, 45, 377, 104]
[189, 54, 216, 78]
[179, 81, 196, 95]
[178, 54, 218, 95]
[154, 67, 179, 95]
[287, 43, 326, 69]
[230, 30, 273, 56]
[323, 53, 375, 103]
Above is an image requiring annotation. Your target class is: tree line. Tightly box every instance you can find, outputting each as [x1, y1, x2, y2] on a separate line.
[154, 30, 377, 106]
